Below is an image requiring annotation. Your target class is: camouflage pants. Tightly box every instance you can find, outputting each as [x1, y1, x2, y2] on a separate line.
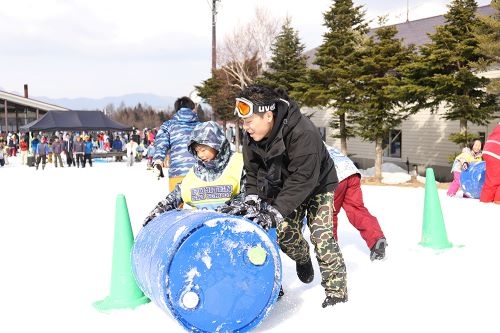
[276, 192, 347, 298]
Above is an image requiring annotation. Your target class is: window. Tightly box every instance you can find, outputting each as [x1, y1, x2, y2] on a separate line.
[317, 127, 326, 141]
[478, 132, 485, 147]
[383, 129, 402, 158]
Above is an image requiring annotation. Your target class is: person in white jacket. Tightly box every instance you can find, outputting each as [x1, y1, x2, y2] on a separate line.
[124, 138, 138, 167]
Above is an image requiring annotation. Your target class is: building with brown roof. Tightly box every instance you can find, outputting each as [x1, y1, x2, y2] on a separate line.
[304, 5, 499, 181]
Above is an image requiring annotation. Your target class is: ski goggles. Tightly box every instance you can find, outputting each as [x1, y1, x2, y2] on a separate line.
[234, 97, 277, 119]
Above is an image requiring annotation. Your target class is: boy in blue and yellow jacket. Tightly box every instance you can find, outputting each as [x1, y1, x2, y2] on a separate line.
[143, 121, 245, 225]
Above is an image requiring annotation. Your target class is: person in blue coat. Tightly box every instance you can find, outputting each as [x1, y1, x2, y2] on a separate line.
[35, 136, 49, 170]
[111, 135, 124, 161]
[31, 134, 40, 156]
[82, 135, 93, 167]
[152, 96, 200, 192]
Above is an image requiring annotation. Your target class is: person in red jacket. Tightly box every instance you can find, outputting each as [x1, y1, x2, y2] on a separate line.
[480, 123, 500, 204]
[19, 137, 29, 165]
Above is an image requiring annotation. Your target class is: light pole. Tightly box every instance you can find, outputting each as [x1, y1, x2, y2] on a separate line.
[210, 0, 220, 121]
[406, 0, 409, 22]
[211, 0, 220, 71]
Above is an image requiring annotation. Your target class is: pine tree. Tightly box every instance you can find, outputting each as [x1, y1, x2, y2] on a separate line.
[293, 0, 369, 153]
[475, 0, 500, 93]
[351, 22, 417, 181]
[415, 0, 497, 147]
[257, 17, 308, 94]
[196, 68, 238, 123]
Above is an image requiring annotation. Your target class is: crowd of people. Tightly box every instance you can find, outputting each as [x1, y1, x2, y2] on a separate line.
[0, 128, 157, 169]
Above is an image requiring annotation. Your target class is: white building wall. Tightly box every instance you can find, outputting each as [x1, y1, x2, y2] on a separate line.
[304, 103, 499, 182]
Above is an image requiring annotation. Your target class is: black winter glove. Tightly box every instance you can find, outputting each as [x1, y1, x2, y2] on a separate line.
[143, 215, 155, 227]
[142, 199, 175, 227]
[155, 163, 164, 179]
[244, 203, 283, 231]
[217, 201, 246, 215]
[216, 195, 261, 216]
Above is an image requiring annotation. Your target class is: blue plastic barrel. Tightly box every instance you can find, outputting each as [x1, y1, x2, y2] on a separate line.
[131, 209, 282, 333]
[460, 161, 486, 199]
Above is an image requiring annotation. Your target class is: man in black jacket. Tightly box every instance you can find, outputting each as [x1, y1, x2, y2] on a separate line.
[226, 84, 348, 308]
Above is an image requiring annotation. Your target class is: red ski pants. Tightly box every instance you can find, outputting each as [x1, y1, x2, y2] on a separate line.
[333, 174, 385, 250]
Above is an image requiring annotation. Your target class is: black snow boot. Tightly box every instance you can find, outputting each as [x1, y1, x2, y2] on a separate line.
[278, 286, 284, 299]
[296, 257, 314, 283]
[370, 237, 388, 261]
[322, 294, 348, 308]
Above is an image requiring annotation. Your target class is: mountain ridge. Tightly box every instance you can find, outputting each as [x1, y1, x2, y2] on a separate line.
[34, 93, 177, 111]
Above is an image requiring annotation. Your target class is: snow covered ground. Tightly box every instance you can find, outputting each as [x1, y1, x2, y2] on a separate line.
[1, 156, 498, 332]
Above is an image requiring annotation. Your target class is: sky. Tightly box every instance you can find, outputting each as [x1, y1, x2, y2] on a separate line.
[1, 154, 498, 332]
[0, 0, 492, 100]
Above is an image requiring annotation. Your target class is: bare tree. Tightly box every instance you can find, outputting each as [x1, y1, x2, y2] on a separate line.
[217, 7, 280, 89]
[248, 7, 281, 73]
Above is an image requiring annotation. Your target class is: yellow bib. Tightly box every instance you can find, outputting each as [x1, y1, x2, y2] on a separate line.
[181, 153, 243, 210]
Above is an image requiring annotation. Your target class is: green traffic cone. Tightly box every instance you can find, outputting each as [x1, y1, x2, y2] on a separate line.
[419, 168, 452, 249]
[93, 194, 150, 311]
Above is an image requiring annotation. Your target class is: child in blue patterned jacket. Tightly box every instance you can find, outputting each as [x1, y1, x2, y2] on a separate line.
[152, 96, 200, 192]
